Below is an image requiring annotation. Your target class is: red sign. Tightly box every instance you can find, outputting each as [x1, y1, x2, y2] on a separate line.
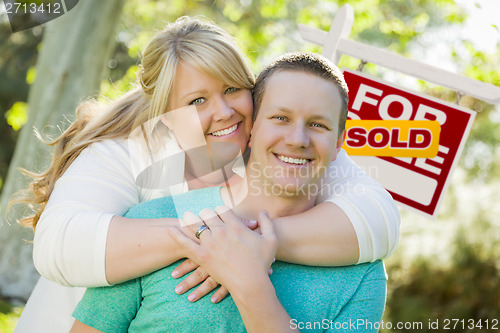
[342, 68, 476, 218]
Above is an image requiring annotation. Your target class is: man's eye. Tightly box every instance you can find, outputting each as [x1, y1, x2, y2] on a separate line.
[225, 87, 240, 94]
[190, 97, 205, 105]
[311, 123, 329, 130]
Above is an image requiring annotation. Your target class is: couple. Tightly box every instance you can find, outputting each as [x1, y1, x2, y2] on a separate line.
[15, 17, 399, 332]
[70, 53, 387, 332]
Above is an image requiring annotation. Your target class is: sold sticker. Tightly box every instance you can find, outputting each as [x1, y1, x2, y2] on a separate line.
[343, 120, 440, 157]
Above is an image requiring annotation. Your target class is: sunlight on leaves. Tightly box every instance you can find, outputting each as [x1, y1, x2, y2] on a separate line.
[5, 102, 28, 131]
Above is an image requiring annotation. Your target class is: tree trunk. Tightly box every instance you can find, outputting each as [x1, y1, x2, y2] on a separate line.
[0, 0, 125, 301]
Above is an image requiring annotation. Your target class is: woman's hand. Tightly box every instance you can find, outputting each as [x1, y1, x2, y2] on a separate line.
[171, 211, 260, 303]
[172, 259, 229, 303]
[169, 206, 277, 294]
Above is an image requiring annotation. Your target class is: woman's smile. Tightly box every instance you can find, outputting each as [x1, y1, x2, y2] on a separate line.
[208, 122, 240, 137]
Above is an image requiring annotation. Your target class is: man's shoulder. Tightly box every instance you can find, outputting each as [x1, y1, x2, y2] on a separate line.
[273, 260, 385, 280]
[124, 196, 176, 219]
[124, 186, 224, 219]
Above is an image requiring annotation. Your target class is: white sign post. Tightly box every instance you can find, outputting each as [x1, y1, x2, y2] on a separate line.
[298, 4, 500, 104]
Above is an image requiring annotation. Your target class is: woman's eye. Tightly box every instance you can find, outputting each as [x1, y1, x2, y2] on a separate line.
[225, 87, 240, 94]
[273, 116, 287, 121]
[190, 97, 205, 105]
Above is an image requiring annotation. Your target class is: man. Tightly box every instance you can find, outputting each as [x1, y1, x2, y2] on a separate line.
[71, 52, 389, 333]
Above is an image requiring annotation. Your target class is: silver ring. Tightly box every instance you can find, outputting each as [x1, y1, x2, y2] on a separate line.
[195, 225, 209, 239]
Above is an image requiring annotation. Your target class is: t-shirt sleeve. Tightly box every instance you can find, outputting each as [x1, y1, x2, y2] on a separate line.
[327, 261, 387, 332]
[315, 150, 401, 263]
[33, 139, 139, 287]
[73, 278, 142, 333]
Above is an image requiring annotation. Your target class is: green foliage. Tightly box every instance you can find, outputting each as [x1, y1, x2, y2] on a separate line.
[0, 21, 42, 192]
[338, 0, 467, 54]
[383, 217, 500, 332]
[450, 44, 500, 181]
[0, 298, 21, 333]
[5, 102, 28, 131]
[99, 65, 139, 101]
[0, 311, 21, 333]
[461, 43, 500, 89]
[25, 67, 36, 85]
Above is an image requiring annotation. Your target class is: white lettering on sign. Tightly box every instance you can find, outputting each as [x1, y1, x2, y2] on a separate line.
[351, 84, 383, 111]
[379, 94, 413, 120]
[414, 145, 450, 175]
[415, 104, 447, 126]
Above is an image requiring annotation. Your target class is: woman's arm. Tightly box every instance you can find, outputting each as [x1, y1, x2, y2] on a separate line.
[229, 273, 297, 333]
[33, 139, 189, 286]
[105, 216, 185, 284]
[172, 173, 398, 298]
[273, 201, 359, 266]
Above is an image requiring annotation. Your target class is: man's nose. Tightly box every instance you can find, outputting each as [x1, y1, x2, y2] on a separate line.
[284, 124, 309, 148]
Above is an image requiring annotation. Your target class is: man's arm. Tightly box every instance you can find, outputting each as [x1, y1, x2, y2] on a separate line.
[70, 320, 103, 333]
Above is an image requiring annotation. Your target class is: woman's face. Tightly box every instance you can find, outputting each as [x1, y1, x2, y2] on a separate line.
[166, 62, 253, 157]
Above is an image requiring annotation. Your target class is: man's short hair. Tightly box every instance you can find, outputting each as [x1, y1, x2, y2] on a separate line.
[253, 52, 349, 137]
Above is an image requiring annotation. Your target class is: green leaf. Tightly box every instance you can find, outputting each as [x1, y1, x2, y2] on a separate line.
[5, 102, 28, 131]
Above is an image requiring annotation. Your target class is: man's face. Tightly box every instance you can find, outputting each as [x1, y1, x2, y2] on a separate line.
[248, 70, 345, 196]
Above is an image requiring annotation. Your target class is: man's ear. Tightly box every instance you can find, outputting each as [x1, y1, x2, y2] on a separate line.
[333, 129, 346, 159]
[248, 128, 254, 148]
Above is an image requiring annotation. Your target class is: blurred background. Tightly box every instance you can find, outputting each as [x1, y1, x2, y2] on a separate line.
[0, 0, 499, 332]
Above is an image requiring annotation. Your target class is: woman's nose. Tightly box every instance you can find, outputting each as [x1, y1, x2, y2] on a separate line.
[212, 97, 234, 121]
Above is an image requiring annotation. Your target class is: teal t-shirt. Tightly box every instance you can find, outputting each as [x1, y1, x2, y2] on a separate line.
[73, 186, 387, 332]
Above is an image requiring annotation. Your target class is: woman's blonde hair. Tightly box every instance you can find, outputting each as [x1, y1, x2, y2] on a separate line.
[13, 16, 255, 229]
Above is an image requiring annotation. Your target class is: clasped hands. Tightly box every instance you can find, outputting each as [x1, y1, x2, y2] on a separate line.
[168, 206, 277, 303]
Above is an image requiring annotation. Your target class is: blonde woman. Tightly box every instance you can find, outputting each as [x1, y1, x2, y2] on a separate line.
[14, 17, 399, 332]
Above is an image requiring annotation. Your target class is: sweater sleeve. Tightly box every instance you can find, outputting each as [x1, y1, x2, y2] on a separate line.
[33, 139, 139, 287]
[315, 150, 401, 263]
